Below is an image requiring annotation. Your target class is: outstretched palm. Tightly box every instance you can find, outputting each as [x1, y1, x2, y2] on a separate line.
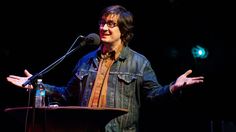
[6, 69, 33, 89]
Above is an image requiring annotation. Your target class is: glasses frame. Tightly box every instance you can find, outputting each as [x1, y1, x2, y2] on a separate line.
[99, 20, 118, 28]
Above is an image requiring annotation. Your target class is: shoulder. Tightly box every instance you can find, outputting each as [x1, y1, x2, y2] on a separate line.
[80, 49, 98, 61]
[125, 47, 150, 63]
[73, 48, 98, 69]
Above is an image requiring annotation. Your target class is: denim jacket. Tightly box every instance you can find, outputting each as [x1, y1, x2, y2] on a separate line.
[45, 46, 172, 132]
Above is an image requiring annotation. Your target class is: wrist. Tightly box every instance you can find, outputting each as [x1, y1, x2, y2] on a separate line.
[170, 84, 176, 94]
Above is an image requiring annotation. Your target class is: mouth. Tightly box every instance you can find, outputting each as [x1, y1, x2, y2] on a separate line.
[100, 34, 110, 39]
[101, 33, 110, 36]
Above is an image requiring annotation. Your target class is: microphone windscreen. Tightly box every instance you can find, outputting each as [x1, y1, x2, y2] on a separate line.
[85, 33, 100, 46]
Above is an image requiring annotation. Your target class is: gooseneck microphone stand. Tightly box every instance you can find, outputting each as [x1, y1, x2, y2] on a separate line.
[22, 34, 85, 132]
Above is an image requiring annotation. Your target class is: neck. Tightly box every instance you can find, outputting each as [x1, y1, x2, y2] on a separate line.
[102, 41, 123, 54]
[101, 42, 124, 60]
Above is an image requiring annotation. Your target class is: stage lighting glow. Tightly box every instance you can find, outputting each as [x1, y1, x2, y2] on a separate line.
[192, 45, 208, 59]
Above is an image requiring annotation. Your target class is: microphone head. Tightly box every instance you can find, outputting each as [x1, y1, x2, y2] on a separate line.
[81, 33, 100, 46]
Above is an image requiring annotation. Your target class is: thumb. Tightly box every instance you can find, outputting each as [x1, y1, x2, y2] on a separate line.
[183, 69, 192, 77]
[24, 69, 32, 77]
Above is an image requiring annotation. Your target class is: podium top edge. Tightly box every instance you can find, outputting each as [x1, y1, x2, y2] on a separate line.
[4, 106, 128, 113]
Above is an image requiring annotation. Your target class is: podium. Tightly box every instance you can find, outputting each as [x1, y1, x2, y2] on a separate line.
[4, 106, 128, 132]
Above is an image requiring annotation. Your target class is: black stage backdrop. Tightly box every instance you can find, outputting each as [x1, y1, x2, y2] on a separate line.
[1, 0, 235, 132]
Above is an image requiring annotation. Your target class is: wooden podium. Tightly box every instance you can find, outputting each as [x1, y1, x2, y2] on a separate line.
[4, 106, 128, 132]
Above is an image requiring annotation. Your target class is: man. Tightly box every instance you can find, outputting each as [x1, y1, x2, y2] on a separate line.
[7, 5, 204, 132]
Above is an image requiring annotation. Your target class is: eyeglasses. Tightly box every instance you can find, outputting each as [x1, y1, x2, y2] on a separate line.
[99, 20, 117, 28]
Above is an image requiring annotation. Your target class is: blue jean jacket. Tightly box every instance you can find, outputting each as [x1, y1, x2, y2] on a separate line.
[45, 46, 172, 132]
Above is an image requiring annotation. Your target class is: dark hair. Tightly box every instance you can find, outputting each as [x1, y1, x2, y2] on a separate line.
[100, 5, 134, 46]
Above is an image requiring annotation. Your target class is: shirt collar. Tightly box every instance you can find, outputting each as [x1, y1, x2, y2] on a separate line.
[96, 44, 126, 61]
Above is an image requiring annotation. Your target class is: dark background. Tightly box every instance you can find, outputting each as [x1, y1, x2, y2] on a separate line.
[1, 0, 235, 131]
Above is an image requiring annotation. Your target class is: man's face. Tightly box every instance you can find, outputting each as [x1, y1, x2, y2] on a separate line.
[99, 14, 122, 45]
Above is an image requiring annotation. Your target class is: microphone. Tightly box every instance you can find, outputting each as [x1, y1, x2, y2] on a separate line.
[80, 33, 100, 46]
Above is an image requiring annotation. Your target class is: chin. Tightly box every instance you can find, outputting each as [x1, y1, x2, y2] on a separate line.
[101, 38, 109, 43]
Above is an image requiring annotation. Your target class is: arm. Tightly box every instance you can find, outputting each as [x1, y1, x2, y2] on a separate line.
[142, 61, 204, 100]
[6, 69, 73, 105]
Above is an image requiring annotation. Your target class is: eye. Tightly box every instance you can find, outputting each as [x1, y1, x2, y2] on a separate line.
[99, 20, 117, 28]
[106, 21, 117, 28]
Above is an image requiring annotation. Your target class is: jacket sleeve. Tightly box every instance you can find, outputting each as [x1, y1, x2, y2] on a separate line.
[142, 61, 173, 101]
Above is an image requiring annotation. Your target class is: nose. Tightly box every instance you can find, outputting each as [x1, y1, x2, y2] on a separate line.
[100, 24, 109, 31]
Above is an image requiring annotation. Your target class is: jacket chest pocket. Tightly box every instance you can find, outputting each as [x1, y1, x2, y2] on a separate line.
[75, 70, 89, 81]
[117, 74, 137, 97]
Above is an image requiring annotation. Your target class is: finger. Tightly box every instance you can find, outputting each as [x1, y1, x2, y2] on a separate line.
[6, 77, 21, 83]
[190, 76, 204, 80]
[6, 77, 14, 82]
[25, 84, 33, 89]
[7, 75, 22, 80]
[190, 80, 204, 84]
[183, 69, 192, 77]
[6, 78, 21, 85]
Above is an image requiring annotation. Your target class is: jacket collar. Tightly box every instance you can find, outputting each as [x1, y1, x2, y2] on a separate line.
[88, 45, 129, 68]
